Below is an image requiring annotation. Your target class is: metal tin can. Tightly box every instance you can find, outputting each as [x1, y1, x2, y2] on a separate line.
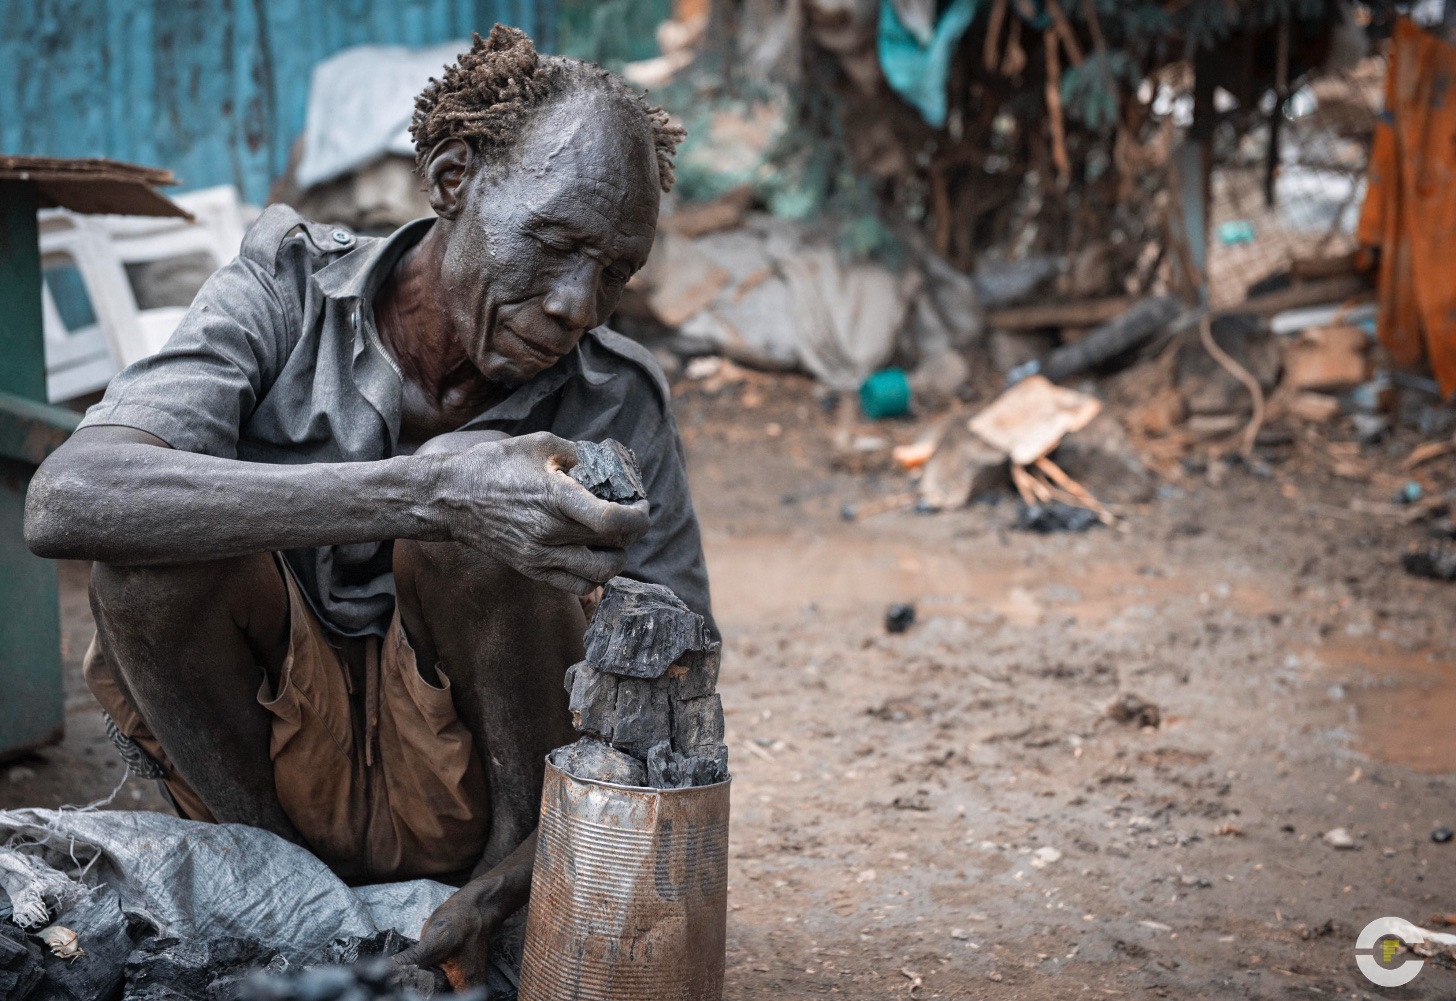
[517, 760, 731, 1001]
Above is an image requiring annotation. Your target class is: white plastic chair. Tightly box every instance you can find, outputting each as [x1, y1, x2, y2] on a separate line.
[39, 185, 250, 402]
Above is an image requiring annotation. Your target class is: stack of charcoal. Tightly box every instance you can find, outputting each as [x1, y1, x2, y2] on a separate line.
[555, 441, 728, 790]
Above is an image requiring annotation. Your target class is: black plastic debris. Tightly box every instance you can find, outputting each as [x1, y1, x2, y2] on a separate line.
[0, 922, 44, 1001]
[569, 439, 645, 503]
[1434, 827, 1454, 844]
[1402, 546, 1456, 581]
[884, 603, 916, 634]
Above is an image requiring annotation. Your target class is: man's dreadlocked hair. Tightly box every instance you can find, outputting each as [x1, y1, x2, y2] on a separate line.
[410, 25, 686, 192]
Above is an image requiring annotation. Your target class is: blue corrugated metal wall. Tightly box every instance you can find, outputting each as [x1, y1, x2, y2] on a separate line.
[0, 0, 557, 204]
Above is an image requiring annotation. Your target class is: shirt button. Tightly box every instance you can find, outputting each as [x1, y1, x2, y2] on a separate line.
[332, 230, 352, 245]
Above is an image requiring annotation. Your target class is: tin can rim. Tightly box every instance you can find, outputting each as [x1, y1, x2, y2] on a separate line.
[544, 757, 733, 795]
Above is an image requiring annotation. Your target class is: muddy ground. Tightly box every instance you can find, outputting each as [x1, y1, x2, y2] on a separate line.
[5, 371, 1455, 999]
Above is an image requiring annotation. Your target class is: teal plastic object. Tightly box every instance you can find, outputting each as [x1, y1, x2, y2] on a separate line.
[860, 368, 912, 420]
[1217, 220, 1256, 245]
[877, 0, 980, 127]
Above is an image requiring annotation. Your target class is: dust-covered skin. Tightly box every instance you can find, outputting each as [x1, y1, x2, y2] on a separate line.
[24, 85, 665, 986]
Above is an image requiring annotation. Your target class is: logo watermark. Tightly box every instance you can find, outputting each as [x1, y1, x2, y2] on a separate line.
[1356, 917, 1425, 988]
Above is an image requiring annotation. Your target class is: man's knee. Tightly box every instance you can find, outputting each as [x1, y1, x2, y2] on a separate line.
[89, 554, 287, 647]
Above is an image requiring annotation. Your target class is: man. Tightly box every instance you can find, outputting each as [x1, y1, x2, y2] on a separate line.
[24, 25, 712, 989]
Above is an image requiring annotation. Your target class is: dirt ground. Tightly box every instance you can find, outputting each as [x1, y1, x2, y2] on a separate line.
[4, 370, 1455, 999]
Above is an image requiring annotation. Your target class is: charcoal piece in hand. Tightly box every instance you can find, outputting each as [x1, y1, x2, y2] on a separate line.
[570, 439, 646, 503]
[551, 737, 648, 786]
[585, 578, 707, 680]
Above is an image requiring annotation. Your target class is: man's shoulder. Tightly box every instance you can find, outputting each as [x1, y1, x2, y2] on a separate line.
[581, 327, 672, 410]
[240, 205, 366, 278]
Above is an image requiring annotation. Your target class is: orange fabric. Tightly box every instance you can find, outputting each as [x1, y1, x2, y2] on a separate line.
[1358, 18, 1456, 396]
[86, 562, 489, 884]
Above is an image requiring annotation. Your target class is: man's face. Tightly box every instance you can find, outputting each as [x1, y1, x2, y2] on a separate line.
[437, 91, 661, 386]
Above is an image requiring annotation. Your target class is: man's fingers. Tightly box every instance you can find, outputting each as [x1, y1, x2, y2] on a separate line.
[522, 431, 580, 474]
[528, 548, 625, 594]
[552, 483, 651, 546]
[393, 935, 449, 971]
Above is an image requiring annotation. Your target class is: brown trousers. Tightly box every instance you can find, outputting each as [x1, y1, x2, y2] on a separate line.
[85, 558, 489, 883]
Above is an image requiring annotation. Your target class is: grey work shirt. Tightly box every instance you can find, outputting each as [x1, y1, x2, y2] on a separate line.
[80, 205, 714, 639]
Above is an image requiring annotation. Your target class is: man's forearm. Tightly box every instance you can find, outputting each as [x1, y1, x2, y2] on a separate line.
[26, 440, 447, 565]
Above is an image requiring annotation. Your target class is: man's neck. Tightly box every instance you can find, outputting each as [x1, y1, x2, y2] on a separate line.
[375, 228, 497, 413]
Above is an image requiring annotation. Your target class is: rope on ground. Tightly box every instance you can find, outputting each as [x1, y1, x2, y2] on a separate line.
[1198, 314, 1265, 456]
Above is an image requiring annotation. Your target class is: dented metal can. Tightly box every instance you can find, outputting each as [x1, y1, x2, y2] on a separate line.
[518, 760, 730, 1001]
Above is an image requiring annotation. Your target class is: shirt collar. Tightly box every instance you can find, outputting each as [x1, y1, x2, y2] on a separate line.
[314, 216, 616, 426]
[313, 216, 435, 302]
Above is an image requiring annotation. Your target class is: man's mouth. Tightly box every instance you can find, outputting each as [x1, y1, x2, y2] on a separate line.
[507, 327, 565, 367]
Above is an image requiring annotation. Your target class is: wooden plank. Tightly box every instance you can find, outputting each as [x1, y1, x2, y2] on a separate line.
[1234, 274, 1372, 317]
[988, 297, 1134, 330]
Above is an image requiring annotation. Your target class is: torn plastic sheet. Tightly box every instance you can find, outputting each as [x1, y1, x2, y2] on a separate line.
[0, 809, 454, 963]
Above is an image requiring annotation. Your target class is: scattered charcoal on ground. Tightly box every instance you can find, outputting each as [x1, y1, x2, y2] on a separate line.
[584, 578, 708, 679]
[551, 737, 648, 786]
[1403, 545, 1456, 580]
[1107, 692, 1162, 728]
[1016, 501, 1100, 534]
[884, 603, 916, 634]
[569, 439, 646, 503]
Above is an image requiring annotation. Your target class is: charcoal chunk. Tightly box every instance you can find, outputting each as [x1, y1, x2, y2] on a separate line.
[567, 663, 618, 738]
[611, 679, 673, 758]
[668, 642, 721, 700]
[550, 737, 648, 786]
[569, 439, 645, 503]
[35, 888, 135, 1001]
[585, 578, 707, 680]
[646, 741, 730, 789]
[122, 935, 278, 1001]
[671, 694, 725, 758]
[0, 923, 43, 1001]
[312, 929, 413, 967]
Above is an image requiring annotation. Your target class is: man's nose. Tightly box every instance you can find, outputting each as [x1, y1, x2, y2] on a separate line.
[543, 259, 598, 331]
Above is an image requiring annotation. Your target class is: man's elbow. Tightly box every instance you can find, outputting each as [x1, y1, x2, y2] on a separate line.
[24, 453, 92, 560]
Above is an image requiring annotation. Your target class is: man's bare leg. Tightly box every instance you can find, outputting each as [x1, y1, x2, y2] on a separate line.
[391, 430, 585, 983]
[88, 553, 300, 841]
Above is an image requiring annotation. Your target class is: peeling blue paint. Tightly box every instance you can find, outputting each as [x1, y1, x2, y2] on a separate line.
[0, 0, 557, 204]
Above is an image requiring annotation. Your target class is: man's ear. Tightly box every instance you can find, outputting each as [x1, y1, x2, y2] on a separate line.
[425, 139, 473, 220]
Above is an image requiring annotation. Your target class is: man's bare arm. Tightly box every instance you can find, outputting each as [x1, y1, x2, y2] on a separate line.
[25, 426, 649, 593]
